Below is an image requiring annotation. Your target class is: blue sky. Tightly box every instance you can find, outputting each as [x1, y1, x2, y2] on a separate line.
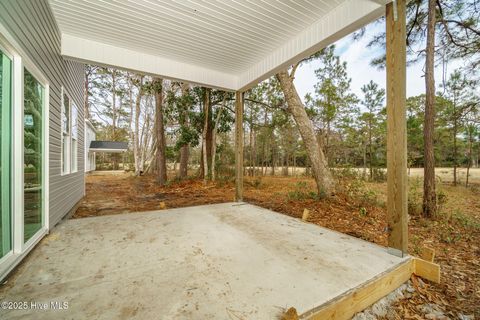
[293, 20, 464, 104]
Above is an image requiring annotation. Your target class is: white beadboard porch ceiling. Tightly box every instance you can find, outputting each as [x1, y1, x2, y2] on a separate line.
[49, 0, 390, 91]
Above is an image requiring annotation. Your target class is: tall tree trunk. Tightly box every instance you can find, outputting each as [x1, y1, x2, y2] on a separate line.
[293, 152, 296, 177]
[134, 76, 144, 176]
[178, 83, 190, 179]
[84, 67, 91, 119]
[211, 97, 226, 182]
[111, 70, 117, 170]
[153, 77, 167, 185]
[202, 89, 210, 183]
[139, 101, 150, 172]
[369, 118, 373, 180]
[285, 151, 289, 176]
[363, 139, 367, 179]
[271, 142, 276, 176]
[466, 129, 473, 187]
[252, 128, 257, 177]
[423, 0, 437, 218]
[128, 74, 134, 171]
[453, 118, 457, 186]
[249, 113, 254, 176]
[276, 70, 334, 195]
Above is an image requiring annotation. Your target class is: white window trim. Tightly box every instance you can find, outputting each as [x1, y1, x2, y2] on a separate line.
[60, 86, 79, 176]
[0, 23, 49, 279]
[71, 102, 79, 173]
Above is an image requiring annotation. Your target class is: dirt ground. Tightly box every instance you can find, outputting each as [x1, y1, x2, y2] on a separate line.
[74, 171, 479, 319]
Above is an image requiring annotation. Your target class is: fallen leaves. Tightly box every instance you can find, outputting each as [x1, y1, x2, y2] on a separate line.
[75, 173, 480, 318]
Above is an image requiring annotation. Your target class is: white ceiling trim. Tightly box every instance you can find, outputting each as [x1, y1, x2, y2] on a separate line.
[61, 33, 238, 91]
[56, 0, 388, 91]
[237, 0, 385, 91]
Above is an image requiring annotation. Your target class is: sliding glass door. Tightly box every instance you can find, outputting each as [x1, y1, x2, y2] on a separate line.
[23, 69, 44, 242]
[0, 49, 12, 259]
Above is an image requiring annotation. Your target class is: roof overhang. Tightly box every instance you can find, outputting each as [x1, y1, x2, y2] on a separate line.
[89, 141, 128, 153]
[89, 148, 127, 153]
[50, 0, 390, 91]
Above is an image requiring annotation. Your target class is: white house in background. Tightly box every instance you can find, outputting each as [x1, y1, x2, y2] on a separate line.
[84, 119, 96, 172]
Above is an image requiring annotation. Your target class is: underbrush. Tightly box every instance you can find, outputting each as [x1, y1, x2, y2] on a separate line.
[333, 168, 380, 215]
[287, 181, 324, 200]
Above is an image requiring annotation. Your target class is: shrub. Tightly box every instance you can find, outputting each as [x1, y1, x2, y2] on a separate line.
[287, 181, 322, 200]
[408, 177, 422, 216]
[371, 168, 387, 182]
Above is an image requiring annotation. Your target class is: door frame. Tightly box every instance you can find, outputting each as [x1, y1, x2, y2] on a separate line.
[0, 22, 50, 279]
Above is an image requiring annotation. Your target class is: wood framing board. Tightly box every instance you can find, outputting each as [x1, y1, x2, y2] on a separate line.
[298, 256, 440, 320]
[386, 0, 408, 252]
[300, 258, 414, 320]
[413, 257, 441, 283]
[234, 91, 244, 201]
[420, 247, 435, 262]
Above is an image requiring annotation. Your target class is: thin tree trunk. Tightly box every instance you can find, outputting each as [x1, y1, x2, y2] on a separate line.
[423, 0, 437, 218]
[271, 142, 275, 176]
[153, 77, 167, 185]
[466, 129, 473, 187]
[128, 74, 134, 171]
[202, 89, 210, 183]
[211, 96, 226, 182]
[363, 140, 367, 179]
[276, 70, 334, 195]
[111, 70, 118, 170]
[140, 102, 150, 172]
[178, 83, 190, 179]
[453, 119, 457, 186]
[84, 67, 91, 119]
[285, 151, 289, 176]
[369, 118, 373, 180]
[134, 76, 144, 176]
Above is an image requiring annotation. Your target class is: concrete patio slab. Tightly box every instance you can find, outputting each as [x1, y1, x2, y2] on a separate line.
[0, 203, 409, 319]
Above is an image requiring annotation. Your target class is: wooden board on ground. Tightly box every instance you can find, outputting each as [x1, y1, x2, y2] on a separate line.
[413, 257, 440, 283]
[300, 259, 414, 320]
[420, 247, 435, 262]
[295, 256, 440, 320]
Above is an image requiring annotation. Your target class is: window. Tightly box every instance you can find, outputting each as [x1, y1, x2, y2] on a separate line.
[23, 68, 44, 242]
[61, 91, 70, 174]
[61, 88, 78, 174]
[71, 102, 78, 173]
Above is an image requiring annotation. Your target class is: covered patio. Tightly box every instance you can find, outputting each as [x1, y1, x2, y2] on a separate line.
[1, 203, 413, 319]
[0, 0, 440, 319]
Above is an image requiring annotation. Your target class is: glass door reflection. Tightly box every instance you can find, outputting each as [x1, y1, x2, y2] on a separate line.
[23, 69, 44, 242]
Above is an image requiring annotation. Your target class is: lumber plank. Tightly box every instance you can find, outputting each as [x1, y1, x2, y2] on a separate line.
[235, 91, 244, 201]
[386, 0, 408, 253]
[302, 209, 310, 221]
[413, 257, 440, 283]
[420, 247, 435, 262]
[300, 259, 414, 320]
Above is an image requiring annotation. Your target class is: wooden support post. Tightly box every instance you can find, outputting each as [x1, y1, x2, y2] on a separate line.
[235, 91, 244, 201]
[386, 0, 408, 255]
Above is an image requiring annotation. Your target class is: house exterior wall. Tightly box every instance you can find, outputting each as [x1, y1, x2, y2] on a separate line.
[0, 0, 85, 228]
